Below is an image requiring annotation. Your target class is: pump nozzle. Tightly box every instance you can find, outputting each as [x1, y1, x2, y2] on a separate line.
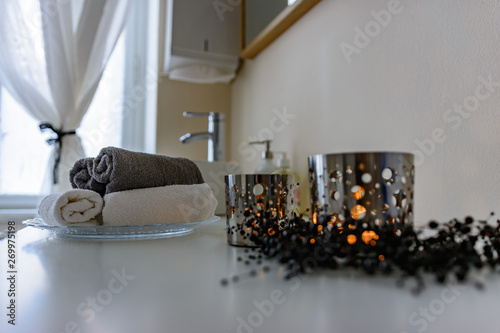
[249, 140, 273, 159]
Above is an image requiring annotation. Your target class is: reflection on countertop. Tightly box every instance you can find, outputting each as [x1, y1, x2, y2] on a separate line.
[0, 209, 35, 238]
[2, 219, 500, 333]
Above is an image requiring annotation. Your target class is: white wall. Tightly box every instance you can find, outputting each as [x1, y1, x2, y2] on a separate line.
[230, 0, 500, 224]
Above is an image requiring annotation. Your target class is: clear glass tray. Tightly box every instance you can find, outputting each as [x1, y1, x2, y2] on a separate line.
[22, 216, 220, 240]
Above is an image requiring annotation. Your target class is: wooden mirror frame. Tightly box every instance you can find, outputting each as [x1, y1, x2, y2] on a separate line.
[240, 0, 321, 59]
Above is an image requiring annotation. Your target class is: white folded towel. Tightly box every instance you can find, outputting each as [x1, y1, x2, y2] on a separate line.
[38, 189, 103, 226]
[102, 183, 217, 225]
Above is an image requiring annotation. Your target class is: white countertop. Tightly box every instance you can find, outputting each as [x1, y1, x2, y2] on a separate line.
[1, 219, 500, 333]
[0, 210, 34, 238]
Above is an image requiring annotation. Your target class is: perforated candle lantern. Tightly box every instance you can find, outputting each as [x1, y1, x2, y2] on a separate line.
[225, 174, 297, 246]
[308, 152, 414, 227]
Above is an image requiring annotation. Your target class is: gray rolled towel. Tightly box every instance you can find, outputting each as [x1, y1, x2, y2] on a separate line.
[92, 147, 204, 194]
[69, 158, 106, 196]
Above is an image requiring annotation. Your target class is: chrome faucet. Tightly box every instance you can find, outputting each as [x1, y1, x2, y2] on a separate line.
[179, 112, 225, 162]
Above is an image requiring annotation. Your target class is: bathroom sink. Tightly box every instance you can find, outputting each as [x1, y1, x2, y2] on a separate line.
[193, 161, 242, 215]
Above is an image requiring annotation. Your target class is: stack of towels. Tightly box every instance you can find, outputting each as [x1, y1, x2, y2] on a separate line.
[38, 147, 218, 226]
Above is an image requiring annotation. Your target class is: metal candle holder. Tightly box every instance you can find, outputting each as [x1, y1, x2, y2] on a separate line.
[225, 174, 297, 247]
[308, 152, 414, 227]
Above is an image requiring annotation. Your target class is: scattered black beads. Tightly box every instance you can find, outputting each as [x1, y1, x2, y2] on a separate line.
[221, 210, 500, 292]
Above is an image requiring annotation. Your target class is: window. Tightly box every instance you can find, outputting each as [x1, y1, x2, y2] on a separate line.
[0, 0, 158, 208]
[0, 33, 124, 196]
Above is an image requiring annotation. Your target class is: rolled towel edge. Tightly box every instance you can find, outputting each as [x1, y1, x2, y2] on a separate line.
[38, 189, 103, 226]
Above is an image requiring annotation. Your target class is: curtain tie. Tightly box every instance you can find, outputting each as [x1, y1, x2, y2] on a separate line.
[39, 123, 77, 184]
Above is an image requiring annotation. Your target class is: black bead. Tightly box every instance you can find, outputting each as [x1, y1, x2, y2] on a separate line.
[429, 221, 439, 229]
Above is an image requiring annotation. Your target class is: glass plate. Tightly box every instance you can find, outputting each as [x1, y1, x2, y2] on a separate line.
[22, 216, 220, 240]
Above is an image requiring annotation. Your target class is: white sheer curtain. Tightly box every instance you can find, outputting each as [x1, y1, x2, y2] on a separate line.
[0, 0, 130, 193]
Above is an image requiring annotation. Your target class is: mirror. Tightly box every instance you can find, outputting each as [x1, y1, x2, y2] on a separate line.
[241, 0, 320, 59]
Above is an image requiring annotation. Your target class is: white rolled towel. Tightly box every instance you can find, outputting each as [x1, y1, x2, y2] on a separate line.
[102, 183, 218, 225]
[38, 189, 103, 226]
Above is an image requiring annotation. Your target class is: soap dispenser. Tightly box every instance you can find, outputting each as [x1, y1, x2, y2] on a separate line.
[273, 152, 294, 174]
[272, 152, 300, 206]
[249, 140, 277, 174]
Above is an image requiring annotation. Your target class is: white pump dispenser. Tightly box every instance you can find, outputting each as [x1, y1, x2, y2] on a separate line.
[249, 140, 277, 174]
[272, 152, 300, 206]
[274, 152, 291, 171]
